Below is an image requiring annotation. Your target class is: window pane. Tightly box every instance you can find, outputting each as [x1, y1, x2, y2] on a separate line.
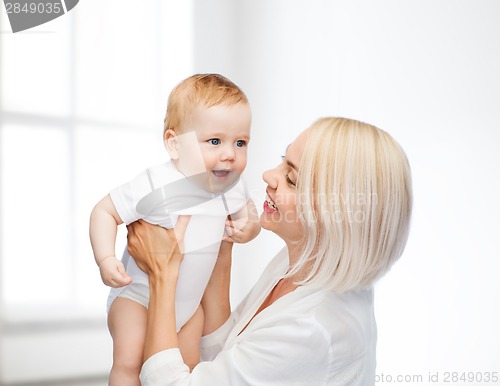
[73, 125, 167, 308]
[1, 125, 71, 304]
[75, 1, 163, 127]
[74, 1, 194, 128]
[0, 16, 71, 117]
[0, 0, 194, 316]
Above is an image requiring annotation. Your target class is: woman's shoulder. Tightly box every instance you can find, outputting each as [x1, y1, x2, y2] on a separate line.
[317, 286, 375, 318]
[304, 287, 377, 357]
[305, 286, 375, 329]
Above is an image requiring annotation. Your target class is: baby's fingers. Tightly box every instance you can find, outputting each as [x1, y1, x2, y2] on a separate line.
[225, 219, 244, 233]
[111, 263, 132, 287]
[116, 261, 129, 277]
[110, 272, 132, 287]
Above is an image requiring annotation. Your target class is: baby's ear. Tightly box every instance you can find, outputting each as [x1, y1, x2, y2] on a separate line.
[164, 129, 179, 159]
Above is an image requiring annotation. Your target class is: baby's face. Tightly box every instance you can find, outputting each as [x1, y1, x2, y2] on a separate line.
[175, 103, 251, 192]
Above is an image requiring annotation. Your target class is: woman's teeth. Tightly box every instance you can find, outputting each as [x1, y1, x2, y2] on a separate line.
[266, 194, 278, 210]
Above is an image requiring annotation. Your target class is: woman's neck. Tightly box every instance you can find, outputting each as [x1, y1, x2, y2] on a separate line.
[284, 241, 310, 282]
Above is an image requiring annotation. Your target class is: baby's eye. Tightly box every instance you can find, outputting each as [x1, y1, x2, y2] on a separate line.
[208, 138, 221, 145]
[236, 140, 246, 147]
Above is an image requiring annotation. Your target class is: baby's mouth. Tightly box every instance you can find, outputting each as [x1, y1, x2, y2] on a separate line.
[212, 170, 231, 178]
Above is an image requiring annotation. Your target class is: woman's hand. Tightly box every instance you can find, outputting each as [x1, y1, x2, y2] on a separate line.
[126, 217, 191, 280]
[127, 217, 191, 363]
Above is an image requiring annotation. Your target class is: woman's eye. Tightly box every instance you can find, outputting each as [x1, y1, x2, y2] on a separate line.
[286, 175, 296, 186]
[236, 140, 246, 147]
[208, 138, 221, 145]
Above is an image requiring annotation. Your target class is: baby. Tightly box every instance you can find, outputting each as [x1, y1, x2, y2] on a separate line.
[89, 74, 260, 385]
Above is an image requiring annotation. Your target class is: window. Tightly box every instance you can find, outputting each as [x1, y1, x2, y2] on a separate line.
[0, 0, 194, 321]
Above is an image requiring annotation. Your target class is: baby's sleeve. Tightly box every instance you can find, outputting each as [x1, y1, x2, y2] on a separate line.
[224, 177, 250, 216]
[109, 168, 153, 225]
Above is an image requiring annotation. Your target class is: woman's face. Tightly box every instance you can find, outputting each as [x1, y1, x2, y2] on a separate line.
[260, 129, 310, 243]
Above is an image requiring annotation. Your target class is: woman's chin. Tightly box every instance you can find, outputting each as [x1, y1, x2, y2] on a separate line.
[259, 212, 278, 231]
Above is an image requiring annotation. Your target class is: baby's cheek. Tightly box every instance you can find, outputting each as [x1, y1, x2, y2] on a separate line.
[238, 159, 248, 174]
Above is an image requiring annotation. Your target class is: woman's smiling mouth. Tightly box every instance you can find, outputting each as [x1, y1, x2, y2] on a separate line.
[264, 193, 278, 213]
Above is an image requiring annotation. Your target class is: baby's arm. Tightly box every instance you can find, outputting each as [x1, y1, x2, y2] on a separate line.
[224, 199, 261, 243]
[89, 194, 132, 288]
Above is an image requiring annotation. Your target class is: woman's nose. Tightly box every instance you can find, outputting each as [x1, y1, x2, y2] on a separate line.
[262, 167, 277, 189]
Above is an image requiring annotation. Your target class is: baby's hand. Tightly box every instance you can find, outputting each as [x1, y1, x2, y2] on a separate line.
[224, 200, 261, 244]
[98, 256, 132, 288]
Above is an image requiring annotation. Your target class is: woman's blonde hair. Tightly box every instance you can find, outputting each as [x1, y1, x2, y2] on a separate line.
[164, 73, 248, 136]
[289, 117, 413, 292]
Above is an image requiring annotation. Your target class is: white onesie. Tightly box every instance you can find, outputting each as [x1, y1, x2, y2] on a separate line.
[107, 161, 248, 331]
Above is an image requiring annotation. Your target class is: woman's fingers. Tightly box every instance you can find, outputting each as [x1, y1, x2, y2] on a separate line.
[126, 221, 138, 253]
[127, 220, 155, 257]
[126, 221, 150, 271]
[126, 218, 190, 274]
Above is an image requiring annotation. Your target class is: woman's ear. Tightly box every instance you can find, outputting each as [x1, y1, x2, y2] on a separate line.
[164, 129, 179, 159]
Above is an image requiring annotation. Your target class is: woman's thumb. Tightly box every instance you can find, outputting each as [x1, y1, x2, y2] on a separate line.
[174, 215, 191, 251]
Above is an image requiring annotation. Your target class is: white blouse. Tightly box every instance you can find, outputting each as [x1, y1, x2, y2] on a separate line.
[140, 247, 377, 386]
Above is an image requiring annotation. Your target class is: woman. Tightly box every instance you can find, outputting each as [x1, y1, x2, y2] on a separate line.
[127, 117, 413, 385]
